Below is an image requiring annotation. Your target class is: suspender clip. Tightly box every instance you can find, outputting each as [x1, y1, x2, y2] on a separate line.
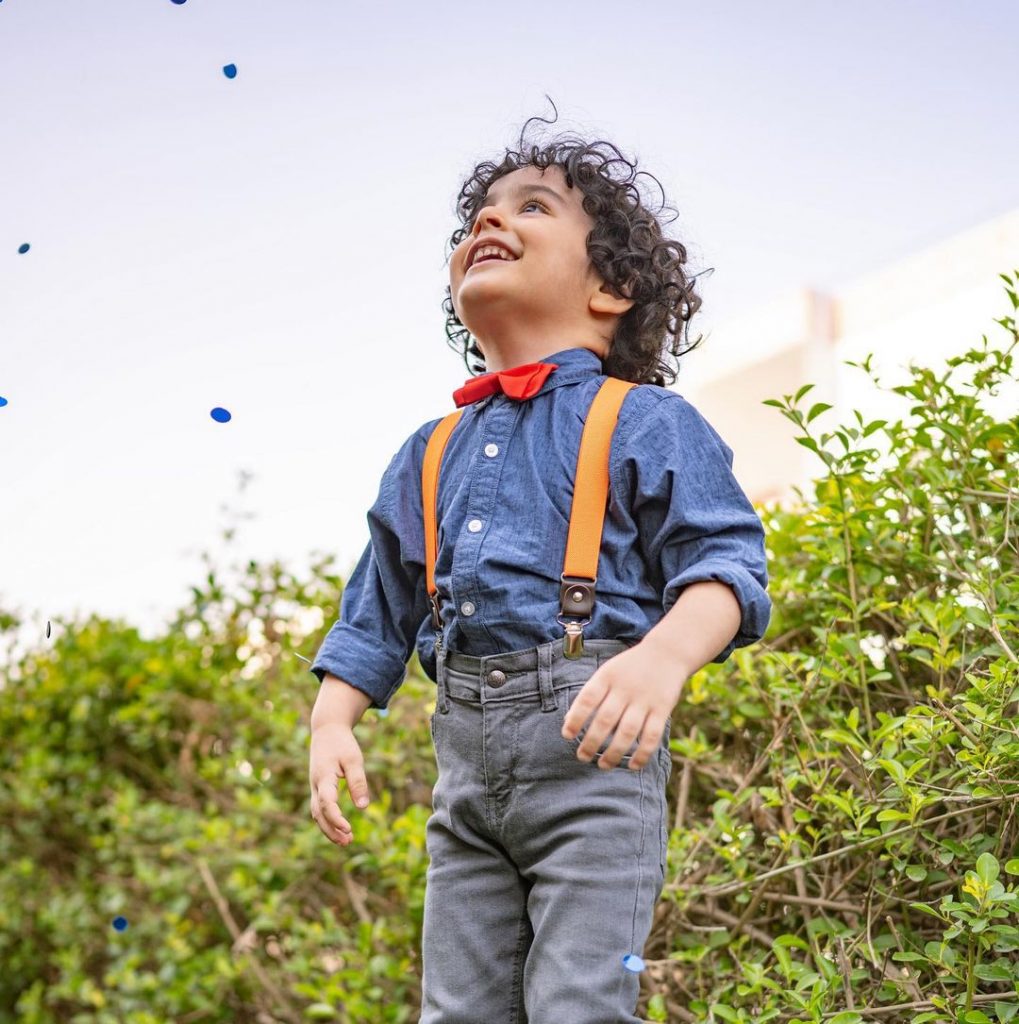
[558, 574, 595, 659]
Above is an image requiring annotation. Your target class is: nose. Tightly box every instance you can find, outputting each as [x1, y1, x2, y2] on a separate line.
[472, 202, 506, 237]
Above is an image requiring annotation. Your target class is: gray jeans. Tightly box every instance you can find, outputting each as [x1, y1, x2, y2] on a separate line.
[419, 636, 673, 1024]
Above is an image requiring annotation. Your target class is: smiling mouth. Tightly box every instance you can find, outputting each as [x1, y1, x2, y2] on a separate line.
[468, 256, 518, 270]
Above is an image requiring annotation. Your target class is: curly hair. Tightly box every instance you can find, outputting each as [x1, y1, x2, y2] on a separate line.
[441, 97, 712, 387]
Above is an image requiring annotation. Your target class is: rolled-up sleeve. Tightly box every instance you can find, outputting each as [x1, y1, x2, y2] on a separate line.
[618, 393, 772, 662]
[310, 426, 433, 709]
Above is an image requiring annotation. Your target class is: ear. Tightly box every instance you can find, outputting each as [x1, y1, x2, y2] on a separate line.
[590, 279, 636, 318]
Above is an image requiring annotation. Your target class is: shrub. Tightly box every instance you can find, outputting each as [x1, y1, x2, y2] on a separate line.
[1, 272, 1016, 1023]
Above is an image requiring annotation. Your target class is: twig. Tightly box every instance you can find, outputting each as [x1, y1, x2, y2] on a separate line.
[195, 857, 300, 1024]
[836, 936, 855, 1010]
[885, 914, 923, 1003]
[685, 902, 774, 949]
[683, 799, 1007, 898]
[757, 891, 861, 915]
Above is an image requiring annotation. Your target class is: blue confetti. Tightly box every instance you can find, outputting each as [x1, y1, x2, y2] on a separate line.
[18, 243, 30, 254]
[622, 953, 645, 973]
[112, 916, 128, 932]
[222, 64, 237, 79]
[0, 397, 7, 408]
[377, 707, 389, 718]
[170, 0, 188, 4]
[210, 407, 231, 423]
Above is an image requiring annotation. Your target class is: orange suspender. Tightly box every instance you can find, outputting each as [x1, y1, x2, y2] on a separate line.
[421, 377, 636, 660]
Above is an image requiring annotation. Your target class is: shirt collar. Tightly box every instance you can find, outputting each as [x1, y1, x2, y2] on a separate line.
[481, 346, 604, 406]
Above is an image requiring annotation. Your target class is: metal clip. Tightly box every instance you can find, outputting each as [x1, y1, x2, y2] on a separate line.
[563, 621, 585, 659]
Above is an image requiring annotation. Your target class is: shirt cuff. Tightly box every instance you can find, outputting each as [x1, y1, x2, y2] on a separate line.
[662, 560, 772, 663]
[309, 621, 409, 710]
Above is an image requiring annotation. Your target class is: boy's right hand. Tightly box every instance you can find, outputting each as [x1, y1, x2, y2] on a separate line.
[309, 721, 372, 846]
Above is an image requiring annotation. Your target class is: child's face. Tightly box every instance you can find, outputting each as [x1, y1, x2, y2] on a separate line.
[449, 164, 612, 361]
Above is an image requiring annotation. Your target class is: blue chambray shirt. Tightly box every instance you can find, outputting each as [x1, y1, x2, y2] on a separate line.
[310, 346, 771, 709]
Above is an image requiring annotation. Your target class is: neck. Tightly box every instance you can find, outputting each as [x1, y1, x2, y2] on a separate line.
[480, 340, 605, 373]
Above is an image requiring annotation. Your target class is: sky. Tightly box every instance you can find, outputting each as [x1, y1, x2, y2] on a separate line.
[1, 0, 1017, 664]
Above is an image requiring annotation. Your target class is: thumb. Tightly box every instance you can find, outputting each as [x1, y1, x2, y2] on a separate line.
[349, 773, 370, 807]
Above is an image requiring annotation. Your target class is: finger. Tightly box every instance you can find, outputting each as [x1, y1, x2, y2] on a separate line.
[627, 715, 669, 770]
[344, 765, 371, 810]
[317, 784, 351, 836]
[595, 709, 647, 769]
[575, 702, 623, 762]
[561, 674, 607, 740]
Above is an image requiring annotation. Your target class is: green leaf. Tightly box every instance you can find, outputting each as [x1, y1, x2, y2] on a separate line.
[1004, 859, 1019, 876]
[876, 808, 912, 822]
[974, 963, 1012, 981]
[709, 1005, 740, 1022]
[977, 852, 1000, 886]
[304, 1004, 339, 1020]
[807, 402, 833, 423]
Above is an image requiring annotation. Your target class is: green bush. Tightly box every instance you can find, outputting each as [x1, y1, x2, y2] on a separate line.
[1, 272, 1016, 1023]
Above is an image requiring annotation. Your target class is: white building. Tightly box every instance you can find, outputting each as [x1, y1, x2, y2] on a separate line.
[683, 207, 1019, 506]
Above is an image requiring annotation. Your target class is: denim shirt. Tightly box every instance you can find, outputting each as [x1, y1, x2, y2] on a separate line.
[310, 346, 772, 710]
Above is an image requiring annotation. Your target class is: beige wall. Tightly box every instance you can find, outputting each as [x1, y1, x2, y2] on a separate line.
[679, 207, 1019, 507]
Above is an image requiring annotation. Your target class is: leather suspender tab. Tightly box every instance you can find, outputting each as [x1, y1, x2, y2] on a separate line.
[559, 574, 596, 617]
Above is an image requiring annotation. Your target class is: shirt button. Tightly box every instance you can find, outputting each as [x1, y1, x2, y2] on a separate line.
[460, 601, 476, 616]
[467, 519, 482, 532]
[484, 443, 499, 457]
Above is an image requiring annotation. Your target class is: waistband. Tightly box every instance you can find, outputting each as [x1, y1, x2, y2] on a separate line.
[444, 636, 634, 675]
[438, 638, 637, 708]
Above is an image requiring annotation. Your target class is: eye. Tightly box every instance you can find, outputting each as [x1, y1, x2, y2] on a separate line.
[467, 196, 548, 231]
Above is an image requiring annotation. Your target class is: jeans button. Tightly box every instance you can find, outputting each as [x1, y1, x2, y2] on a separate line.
[487, 669, 507, 687]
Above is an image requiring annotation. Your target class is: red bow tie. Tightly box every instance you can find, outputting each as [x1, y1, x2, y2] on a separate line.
[453, 361, 559, 408]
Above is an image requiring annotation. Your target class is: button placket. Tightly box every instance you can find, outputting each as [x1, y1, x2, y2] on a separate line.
[449, 402, 519, 639]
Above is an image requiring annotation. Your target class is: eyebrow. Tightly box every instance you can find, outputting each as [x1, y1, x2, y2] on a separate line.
[478, 182, 567, 210]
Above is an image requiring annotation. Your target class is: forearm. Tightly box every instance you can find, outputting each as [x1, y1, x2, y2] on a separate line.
[310, 673, 374, 730]
[641, 580, 742, 676]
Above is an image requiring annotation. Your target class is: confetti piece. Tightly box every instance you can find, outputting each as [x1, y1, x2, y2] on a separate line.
[18, 243, 30, 254]
[222, 64, 237, 79]
[377, 708, 389, 718]
[622, 953, 645, 972]
[46, 621, 51, 639]
[112, 916, 128, 932]
[0, 397, 7, 408]
[210, 407, 231, 423]
[170, 0, 188, 4]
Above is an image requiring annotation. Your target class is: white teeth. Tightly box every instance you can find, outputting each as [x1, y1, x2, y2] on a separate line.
[471, 245, 517, 266]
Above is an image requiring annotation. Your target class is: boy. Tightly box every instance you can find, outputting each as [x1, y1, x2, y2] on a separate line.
[308, 118, 771, 1022]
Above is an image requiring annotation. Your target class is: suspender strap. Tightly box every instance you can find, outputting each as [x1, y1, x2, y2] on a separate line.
[422, 410, 464, 630]
[558, 377, 636, 620]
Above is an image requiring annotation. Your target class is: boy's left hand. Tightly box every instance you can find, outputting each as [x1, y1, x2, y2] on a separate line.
[560, 637, 689, 770]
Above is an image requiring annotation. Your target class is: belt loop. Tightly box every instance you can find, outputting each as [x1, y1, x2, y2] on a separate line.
[537, 640, 555, 711]
[436, 639, 450, 715]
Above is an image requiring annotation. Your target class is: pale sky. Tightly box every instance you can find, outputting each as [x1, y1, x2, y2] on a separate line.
[1, 0, 1017, 663]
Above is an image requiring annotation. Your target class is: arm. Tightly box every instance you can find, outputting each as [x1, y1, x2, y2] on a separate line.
[616, 392, 772, 662]
[562, 396, 771, 770]
[642, 579, 742, 677]
[310, 673, 374, 730]
[309, 425, 435, 715]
